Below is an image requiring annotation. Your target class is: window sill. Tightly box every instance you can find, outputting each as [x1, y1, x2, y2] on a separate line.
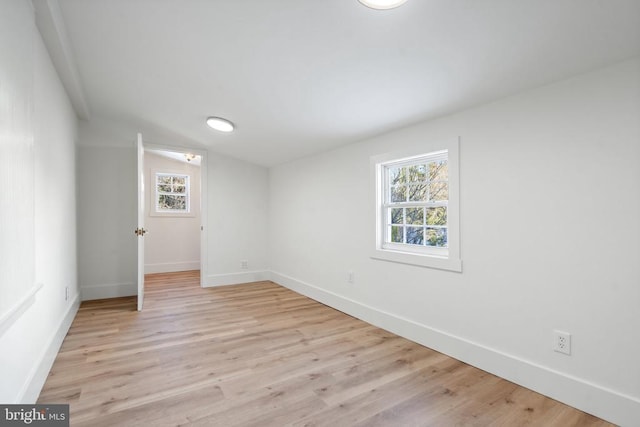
[149, 211, 196, 218]
[370, 248, 462, 272]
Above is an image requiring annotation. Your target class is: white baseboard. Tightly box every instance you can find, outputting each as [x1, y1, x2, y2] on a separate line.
[18, 294, 80, 403]
[81, 282, 136, 301]
[270, 271, 640, 427]
[145, 261, 200, 274]
[205, 270, 269, 287]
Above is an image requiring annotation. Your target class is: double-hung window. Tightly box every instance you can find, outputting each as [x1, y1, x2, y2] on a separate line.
[384, 152, 448, 254]
[371, 139, 461, 272]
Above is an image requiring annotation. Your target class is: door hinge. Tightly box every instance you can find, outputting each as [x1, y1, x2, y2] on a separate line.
[134, 227, 147, 236]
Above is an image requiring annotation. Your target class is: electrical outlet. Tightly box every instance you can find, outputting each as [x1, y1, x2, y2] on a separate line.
[65, 286, 69, 301]
[240, 260, 248, 270]
[553, 330, 571, 355]
[348, 271, 354, 284]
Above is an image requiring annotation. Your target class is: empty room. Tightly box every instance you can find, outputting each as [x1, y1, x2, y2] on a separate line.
[1, 0, 639, 426]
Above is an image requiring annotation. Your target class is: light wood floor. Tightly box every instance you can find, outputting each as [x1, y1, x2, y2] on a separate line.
[38, 271, 612, 426]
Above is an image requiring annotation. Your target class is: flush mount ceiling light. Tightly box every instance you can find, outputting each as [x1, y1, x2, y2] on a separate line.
[206, 116, 234, 132]
[358, 0, 408, 10]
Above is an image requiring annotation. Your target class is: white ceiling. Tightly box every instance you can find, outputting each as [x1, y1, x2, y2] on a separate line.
[146, 149, 202, 167]
[37, 0, 640, 167]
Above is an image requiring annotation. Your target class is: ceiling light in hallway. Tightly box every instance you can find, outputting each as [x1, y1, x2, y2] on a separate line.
[358, 0, 408, 10]
[206, 117, 234, 132]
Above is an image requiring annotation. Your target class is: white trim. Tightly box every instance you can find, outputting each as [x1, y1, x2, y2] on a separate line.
[150, 170, 193, 217]
[370, 249, 462, 272]
[382, 150, 448, 168]
[144, 261, 200, 274]
[0, 283, 43, 337]
[370, 137, 461, 272]
[199, 151, 208, 288]
[81, 282, 136, 301]
[204, 271, 269, 287]
[269, 270, 640, 427]
[18, 294, 80, 403]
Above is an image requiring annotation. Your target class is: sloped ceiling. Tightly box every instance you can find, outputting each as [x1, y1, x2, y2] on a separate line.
[36, 0, 640, 166]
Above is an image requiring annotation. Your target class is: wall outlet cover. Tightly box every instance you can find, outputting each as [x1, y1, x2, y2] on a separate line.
[553, 330, 571, 355]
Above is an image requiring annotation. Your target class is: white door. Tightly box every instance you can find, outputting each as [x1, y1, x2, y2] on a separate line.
[136, 133, 146, 311]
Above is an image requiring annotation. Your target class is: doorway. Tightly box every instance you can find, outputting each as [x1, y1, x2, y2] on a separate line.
[142, 146, 207, 287]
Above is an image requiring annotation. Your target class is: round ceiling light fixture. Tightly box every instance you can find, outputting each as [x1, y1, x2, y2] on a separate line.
[358, 0, 408, 10]
[206, 116, 235, 132]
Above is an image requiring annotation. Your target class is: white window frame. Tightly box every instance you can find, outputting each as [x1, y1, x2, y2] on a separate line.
[370, 138, 462, 272]
[150, 171, 193, 217]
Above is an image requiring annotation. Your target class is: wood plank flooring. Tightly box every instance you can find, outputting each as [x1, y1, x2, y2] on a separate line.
[38, 271, 612, 426]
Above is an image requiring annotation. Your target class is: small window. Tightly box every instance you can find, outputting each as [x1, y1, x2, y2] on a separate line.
[384, 153, 449, 254]
[155, 173, 190, 214]
[371, 139, 461, 272]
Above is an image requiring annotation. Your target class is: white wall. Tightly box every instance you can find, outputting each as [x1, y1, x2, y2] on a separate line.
[0, 0, 35, 325]
[0, 1, 79, 403]
[76, 119, 269, 297]
[268, 58, 640, 426]
[144, 151, 201, 274]
[206, 153, 269, 286]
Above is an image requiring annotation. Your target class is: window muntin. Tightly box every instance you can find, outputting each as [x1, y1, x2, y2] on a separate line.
[155, 173, 190, 213]
[382, 152, 448, 255]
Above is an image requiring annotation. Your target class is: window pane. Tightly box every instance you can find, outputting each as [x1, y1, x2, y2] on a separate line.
[390, 185, 406, 203]
[173, 176, 186, 186]
[429, 160, 448, 181]
[158, 195, 186, 211]
[158, 175, 171, 184]
[429, 182, 448, 201]
[408, 164, 426, 182]
[391, 226, 404, 243]
[408, 184, 427, 202]
[157, 195, 168, 209]
[426, 207, 447, 226]
[406, 227, 424, 245]
[158, 184, 172, 193]
[389, 167, 406, 185]
[426, 228, 447, 247]
[173, 184, 186, 194]
[406, 207, 424, 225]
[390, 208, 404, 224]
